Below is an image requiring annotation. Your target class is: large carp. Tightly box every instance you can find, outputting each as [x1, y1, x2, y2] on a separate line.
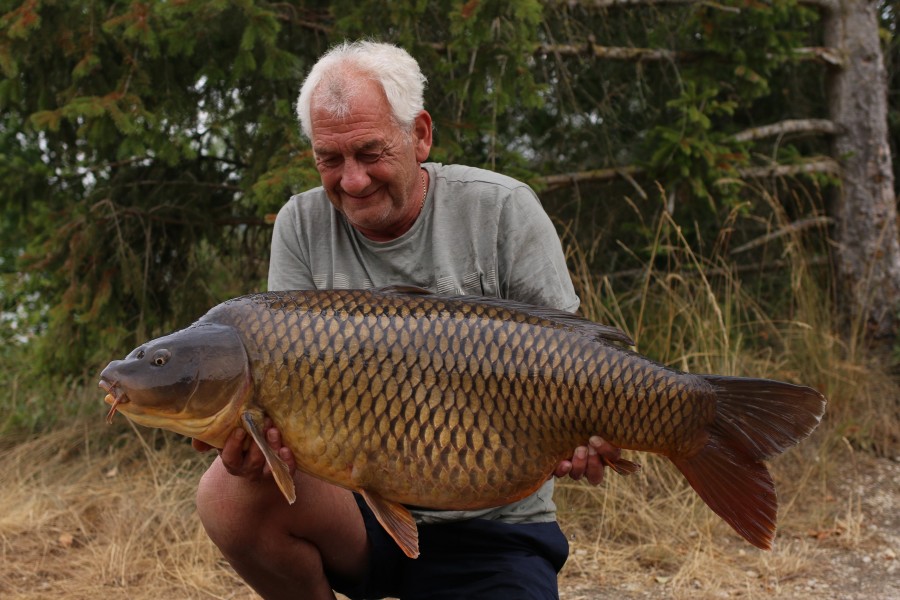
[99, 286, 825, 558]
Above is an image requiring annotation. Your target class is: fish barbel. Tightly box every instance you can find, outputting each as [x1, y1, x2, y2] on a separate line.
[99, 286, 826, 558]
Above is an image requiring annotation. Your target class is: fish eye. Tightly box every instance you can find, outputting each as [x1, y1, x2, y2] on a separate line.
[152, 349, 171, 366]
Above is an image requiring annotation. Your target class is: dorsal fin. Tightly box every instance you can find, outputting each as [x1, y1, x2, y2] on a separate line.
[373, 285, 634, 347]
[375, 285, 433, 296]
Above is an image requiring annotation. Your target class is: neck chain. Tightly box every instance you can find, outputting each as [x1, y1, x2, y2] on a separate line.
[419, 169, 427, 210]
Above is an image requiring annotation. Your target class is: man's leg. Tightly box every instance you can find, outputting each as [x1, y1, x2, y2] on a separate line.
[196, 458, 370, 600]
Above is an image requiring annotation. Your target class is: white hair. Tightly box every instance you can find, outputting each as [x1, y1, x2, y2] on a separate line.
[296, 40, 427, 140]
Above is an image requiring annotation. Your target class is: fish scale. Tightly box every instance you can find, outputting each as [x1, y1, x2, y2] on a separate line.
[100, 286, 826, 558]
[206, 290, 715, 503]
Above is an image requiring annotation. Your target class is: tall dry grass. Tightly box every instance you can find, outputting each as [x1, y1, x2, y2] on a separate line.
[555, 188, 899, 597]
[1, 192, 897, 598]
[0, 422, 253, 599]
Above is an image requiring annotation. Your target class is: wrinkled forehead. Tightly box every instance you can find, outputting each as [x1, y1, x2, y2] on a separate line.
[310, 75, 406, 137]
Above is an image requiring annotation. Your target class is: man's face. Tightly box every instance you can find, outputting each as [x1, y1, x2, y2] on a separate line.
[311, 80, 431, 241]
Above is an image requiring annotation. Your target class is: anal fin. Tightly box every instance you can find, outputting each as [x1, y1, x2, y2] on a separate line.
[360, 489, 420, 559]
[242, 410, 296, 504]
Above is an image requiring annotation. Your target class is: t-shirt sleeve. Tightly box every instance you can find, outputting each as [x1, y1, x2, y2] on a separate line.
[267, 198, 316, 291]
[496, 186, 580, 313]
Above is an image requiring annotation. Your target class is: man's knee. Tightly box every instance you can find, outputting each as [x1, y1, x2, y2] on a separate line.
[196, 459, 262, 550]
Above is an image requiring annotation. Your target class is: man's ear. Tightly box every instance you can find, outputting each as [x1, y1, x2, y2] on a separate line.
[413, 110, 433, 162]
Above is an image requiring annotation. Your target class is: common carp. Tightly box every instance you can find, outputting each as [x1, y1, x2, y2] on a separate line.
[99, 286, 826, 558]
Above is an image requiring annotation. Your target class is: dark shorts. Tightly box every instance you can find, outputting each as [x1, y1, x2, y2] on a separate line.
[329, 494, 569, 600]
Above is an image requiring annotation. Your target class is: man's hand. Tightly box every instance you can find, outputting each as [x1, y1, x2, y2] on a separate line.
[191, 419, 296, 481]
[554, 436, 621, 485]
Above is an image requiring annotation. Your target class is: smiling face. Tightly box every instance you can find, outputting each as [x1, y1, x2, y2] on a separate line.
[310, 77, 432, 241]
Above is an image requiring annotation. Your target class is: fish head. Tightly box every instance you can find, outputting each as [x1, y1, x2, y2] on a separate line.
[99, 323, 251, 448]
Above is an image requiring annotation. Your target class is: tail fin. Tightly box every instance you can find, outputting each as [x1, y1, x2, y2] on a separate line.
[671, 376, 826, 550]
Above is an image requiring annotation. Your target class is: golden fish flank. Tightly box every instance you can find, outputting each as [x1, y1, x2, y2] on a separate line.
[99, 286, 826, 559]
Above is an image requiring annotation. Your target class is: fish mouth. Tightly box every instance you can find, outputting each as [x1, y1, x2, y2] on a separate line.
[99, 379, 129, 424]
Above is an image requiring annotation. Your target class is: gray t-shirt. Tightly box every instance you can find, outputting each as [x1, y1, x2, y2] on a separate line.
[268, 162, 580, 524]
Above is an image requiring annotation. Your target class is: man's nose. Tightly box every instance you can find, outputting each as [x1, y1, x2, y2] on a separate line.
[340, 159, 371, 195]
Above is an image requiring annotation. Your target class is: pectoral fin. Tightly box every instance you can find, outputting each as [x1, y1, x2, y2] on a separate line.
[241, 411, 296, 505]
[602, 455, 641, 475]
[360, 489, 420, 559]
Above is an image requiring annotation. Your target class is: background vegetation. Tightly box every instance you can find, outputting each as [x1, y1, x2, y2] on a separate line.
[0, 0, 851, 380]
[1, 1, 899, 597]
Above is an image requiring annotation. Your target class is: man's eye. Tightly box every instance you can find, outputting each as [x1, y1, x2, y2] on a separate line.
[317, 156, 341, 168]
[359, 153, 380, 163]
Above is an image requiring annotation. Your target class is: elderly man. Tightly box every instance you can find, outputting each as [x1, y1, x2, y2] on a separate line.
[194, 40, 619, 600]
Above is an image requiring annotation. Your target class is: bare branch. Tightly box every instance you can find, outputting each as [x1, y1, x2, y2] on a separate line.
[792, 46, 843, 66]
[733, 119, 842, 142]
[536, 43, 841, 65]
[537, 157, 839, 192]
[733, 157, 841, 180]
[536, 43, 682, 61]
[548, 0, 734, 9]
[550, 0, 836, 12]
[729, 216, 835, 255]
[606, 254, 830, 280]
[535, 166, 644, 191]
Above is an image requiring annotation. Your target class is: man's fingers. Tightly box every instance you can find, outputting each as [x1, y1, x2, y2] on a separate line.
[554, 460, 573, 478]
[220, 428, 264, 478]
[584, 443, 606, 485]
[266, 425, 282, 449]
[589, 436, 620, 459]
[568, 446, 589, 480]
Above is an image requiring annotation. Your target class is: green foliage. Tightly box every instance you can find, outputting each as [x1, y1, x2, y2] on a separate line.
[1, 0, 324, 377]
[330, 0, 546, 170]
[646, 81, 746, 209]
[642, 0, 820, 213]
[0, 0, 880, 435]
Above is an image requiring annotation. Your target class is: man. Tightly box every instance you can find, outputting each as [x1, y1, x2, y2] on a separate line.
[194, 40, 620, 600]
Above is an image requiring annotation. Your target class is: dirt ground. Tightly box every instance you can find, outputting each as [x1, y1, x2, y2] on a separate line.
[557, 455, 899, 600]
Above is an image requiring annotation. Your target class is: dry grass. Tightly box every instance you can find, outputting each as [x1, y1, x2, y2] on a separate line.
[0, 422, 254, 600]
[0, 395, 894, 599]
[3, 202, 898, 598]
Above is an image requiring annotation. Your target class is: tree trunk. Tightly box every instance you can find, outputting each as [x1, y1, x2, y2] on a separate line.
[824, 0, 900, 337]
